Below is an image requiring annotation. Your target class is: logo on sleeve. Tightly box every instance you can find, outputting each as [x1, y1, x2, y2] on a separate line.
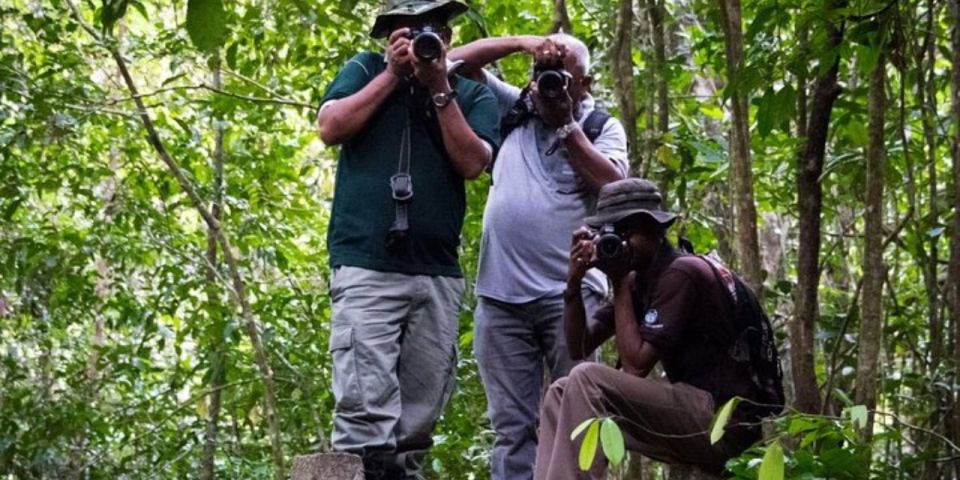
[643, 309, 661, 328]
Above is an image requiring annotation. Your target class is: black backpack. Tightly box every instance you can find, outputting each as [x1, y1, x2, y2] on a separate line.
[699, 256, 786, 419]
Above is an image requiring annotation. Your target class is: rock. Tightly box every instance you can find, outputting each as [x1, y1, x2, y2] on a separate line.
[290, 452, 363, 480]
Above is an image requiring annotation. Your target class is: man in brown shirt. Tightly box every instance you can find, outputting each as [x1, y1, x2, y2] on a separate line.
[534, 178, 767, 479]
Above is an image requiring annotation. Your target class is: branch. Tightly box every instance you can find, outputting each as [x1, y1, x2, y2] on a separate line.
[65, 2, 285, 478]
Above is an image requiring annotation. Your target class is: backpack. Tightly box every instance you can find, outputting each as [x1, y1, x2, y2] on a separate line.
[698, 255, 786, 419]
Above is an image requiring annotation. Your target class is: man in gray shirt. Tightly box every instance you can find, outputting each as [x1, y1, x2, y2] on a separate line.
[450, 35, 628, 479]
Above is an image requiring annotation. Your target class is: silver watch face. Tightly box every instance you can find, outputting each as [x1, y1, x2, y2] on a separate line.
[433, 92, 450, 106]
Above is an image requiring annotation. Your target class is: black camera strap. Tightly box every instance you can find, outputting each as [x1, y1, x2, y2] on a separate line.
[386, 86, 415, 253]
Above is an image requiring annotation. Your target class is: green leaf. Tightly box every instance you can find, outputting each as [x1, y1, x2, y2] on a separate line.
[758, 440, 784, 480]
[709, 396, 740, 444]
[600, 418, 625, 466]
[578, 420, 600, 471]
[186, 0, 228, 53]
[847, 405, 868, 429]
[570, 417, 595, 441]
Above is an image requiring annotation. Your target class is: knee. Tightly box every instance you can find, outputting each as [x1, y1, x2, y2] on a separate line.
[568, 362, 607, 387]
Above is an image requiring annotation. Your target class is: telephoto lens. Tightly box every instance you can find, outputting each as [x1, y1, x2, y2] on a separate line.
[594, 224, 624, 261]
[536, 69, 567, 99]
[411, 27, 443, 61]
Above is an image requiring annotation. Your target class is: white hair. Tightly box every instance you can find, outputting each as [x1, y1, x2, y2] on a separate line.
[547, 33, 591, 75]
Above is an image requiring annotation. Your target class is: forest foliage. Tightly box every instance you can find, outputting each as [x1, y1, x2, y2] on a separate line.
[1, 0, 959, 478]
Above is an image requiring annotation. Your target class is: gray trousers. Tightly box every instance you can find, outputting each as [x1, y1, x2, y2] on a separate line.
[474, 292, 601, 480]
[329, 266, 464, 479]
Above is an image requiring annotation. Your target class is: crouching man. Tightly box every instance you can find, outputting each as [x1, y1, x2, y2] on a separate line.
[535, 178, 784, 479]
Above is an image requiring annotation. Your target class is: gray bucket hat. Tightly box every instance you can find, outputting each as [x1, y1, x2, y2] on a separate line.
[585, 178, 678, 228]
[370, 0, 469, 39]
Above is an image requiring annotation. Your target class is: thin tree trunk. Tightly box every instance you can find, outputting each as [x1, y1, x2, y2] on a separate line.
[650, 0, 668, 137]
[796, 26, 809, 139]
[200, 56, 227, 480]
[919, 0, 942, 374]
[855, 49, 887, 440]
[65, 3, 285, 478]
[716, 0, 763, 293]
[949, 0, 960, 470]
[797, 0, 846, 415]
[550, 0, 573, 34]
[612, 0, 640, 171]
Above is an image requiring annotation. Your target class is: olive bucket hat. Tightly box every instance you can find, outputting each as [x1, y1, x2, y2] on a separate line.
[585, 178, 678, 229]
[370, 0, 469, 39]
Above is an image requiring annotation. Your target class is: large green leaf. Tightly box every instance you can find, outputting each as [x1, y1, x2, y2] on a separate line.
[186, 0, 228, 53]
[709, 396, 740, 444]
[758, 440, 784, 480]
[600, 417, 625, 466]
[578, 420, 600, 471]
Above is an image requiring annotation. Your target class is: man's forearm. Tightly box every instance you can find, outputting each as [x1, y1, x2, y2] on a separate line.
[563, 129, 625, 193]
[317, 70, 400, 145]
[563, 282, 590, 360]
[435, 98, 490, 179]
[448, 36, 542, 79]
[612, 280, 647, 374]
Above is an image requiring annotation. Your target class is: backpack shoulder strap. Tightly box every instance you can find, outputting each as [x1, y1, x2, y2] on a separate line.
[582, 108, 611, 143]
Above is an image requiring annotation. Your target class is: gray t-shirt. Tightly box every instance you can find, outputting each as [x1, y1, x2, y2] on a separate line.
[475, 71, 630, 303]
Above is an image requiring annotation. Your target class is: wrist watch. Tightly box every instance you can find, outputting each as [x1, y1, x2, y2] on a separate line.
[556, 120, 580, 140]
[432, 89, 458, 109]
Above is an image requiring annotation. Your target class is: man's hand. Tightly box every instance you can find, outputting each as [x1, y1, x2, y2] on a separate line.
[568, 226, 596, 285]
[386, 28, 414, 79]
[531, 81, 575, 128]
[413, 39, 450, 93]
[531, 39, 574, 128]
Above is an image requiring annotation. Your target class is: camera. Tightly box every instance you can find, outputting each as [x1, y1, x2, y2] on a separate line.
[535, 69, 569, 100]
[593, 224, 625, 261]
[409, 27, 443, 62]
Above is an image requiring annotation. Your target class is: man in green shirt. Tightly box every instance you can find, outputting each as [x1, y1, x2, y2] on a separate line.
[316, 1, 500, 478]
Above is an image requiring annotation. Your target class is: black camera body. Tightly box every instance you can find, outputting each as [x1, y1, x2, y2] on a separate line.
[535, 68, 569, 100]
[409, 27, 443, 62]
[594, 224, 625, 262]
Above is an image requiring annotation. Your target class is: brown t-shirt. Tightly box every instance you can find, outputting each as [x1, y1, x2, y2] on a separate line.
[594, 245, 759, 410]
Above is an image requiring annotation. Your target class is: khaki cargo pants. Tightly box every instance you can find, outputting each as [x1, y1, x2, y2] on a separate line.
[328, 266, 464, 479]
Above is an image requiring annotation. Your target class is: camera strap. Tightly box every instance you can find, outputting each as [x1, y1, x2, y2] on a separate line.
[386, 86, 415, 253]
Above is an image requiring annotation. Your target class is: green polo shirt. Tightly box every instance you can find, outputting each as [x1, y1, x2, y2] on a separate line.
[320, 52, 500, 277]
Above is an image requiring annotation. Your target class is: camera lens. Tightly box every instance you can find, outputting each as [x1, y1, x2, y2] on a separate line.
[596, 234, 623, 260]
[536, 70, 567, 99]
[413, 31, 442, 61]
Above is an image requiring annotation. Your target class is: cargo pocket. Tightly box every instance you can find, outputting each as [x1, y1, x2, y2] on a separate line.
[328, 327, 362, 412]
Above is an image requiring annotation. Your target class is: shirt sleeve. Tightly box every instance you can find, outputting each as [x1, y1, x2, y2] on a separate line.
[482, 69, 523, 117]
[319, 52, 377, 107]
[592, 117, 630, 176]
[461, 81, 503, 155]
[638, 268, 695, 353]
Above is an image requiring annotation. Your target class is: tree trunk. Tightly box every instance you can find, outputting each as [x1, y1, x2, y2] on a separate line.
[919, 0, 942, 374]
[949, 0, 960, 468]
[650, 0, 668, 137]
[200, 56, 227, 480]
[855, 49, 887, 440]
[716, 0, 763, 293]
[550, 0, 573, 34]
[793, 1, 845, 415]
[612, 0, 640, 171]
